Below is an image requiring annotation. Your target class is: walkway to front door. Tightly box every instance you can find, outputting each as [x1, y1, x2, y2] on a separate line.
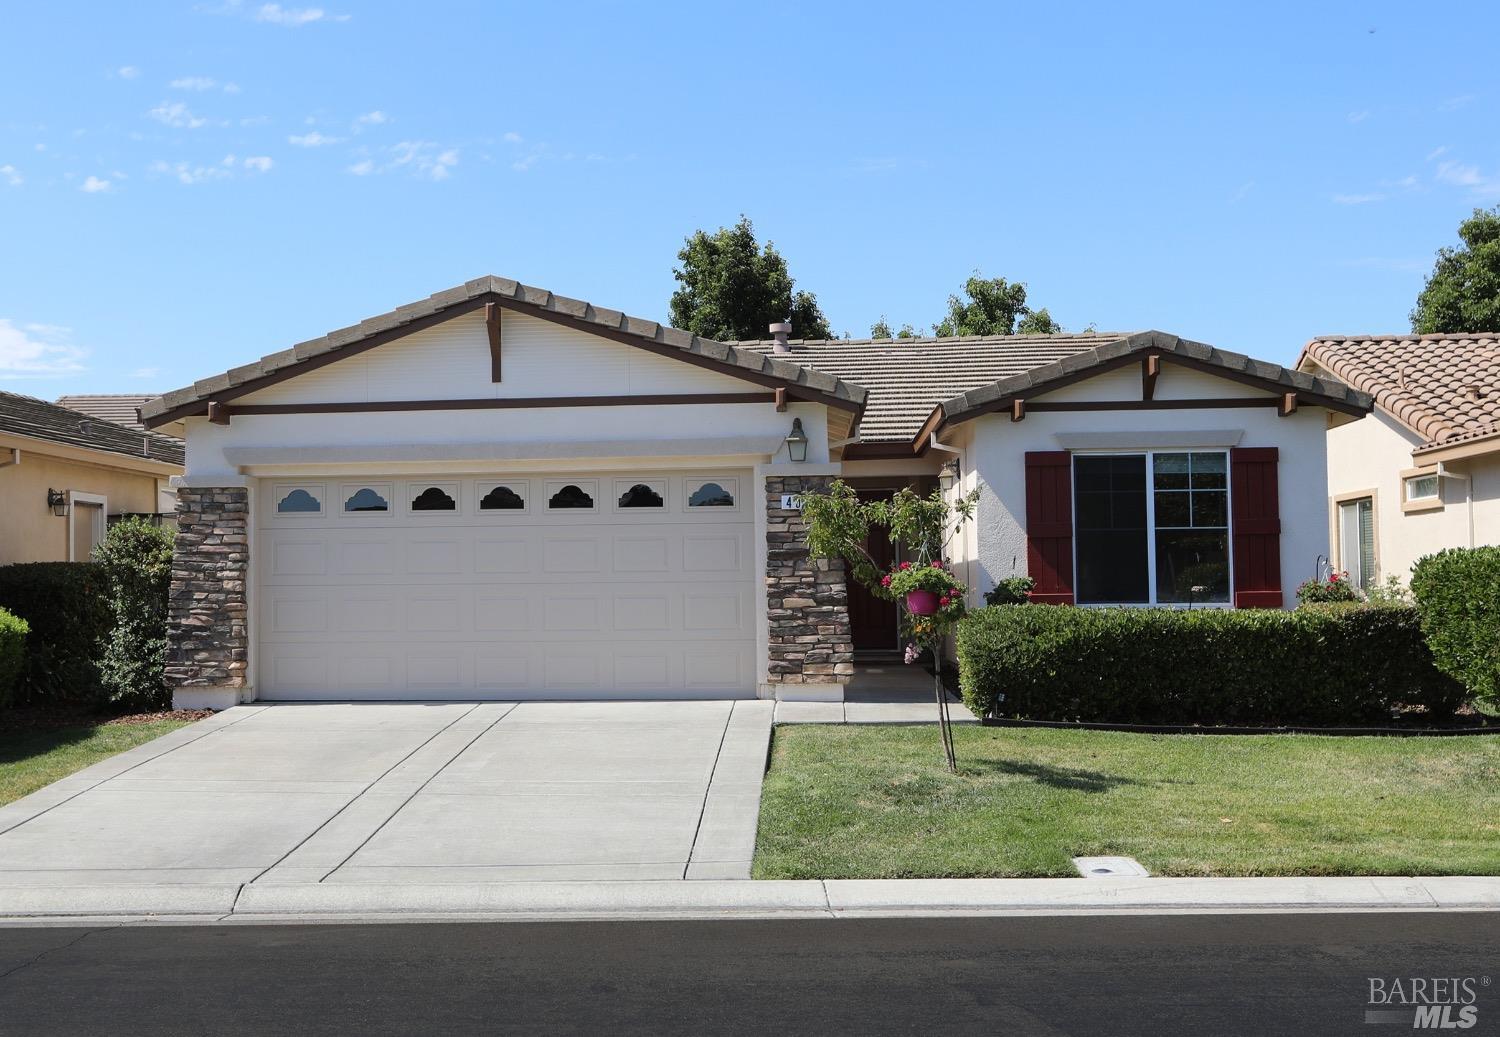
[0, 700, 771, 888]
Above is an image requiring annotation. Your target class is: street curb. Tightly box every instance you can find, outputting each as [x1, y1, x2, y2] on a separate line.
[1, 876, 1497, 923]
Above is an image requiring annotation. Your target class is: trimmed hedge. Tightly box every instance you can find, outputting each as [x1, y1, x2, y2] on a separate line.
[0, 563, 112, 707]
[956, 603, 1466, 725]
[0, 607, 26, 706]
[95, 517, 175, 711]
[1412, 546, 1500, 706]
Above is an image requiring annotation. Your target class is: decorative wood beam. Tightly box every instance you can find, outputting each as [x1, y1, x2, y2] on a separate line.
[485, 302, 503, 382]
[220, 392, 778, 418]
[1025, 397, 1282, 413]
[207, 401, 231, 426]
[1142, 354, 1160, 401]
[1010, 398, 1026, 422]
[1278, 392, 1298, 417]
[774, 387, 787, 412]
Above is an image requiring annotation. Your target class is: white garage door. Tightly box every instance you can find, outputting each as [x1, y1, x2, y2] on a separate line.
[255, 472, 755, 699]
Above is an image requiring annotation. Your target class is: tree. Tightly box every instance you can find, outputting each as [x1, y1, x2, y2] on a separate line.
[933, 273, 1060, 337]
[668, 216, 833, 341]
[1412, 206, 1500, 334]
[869, 317, 920, 339]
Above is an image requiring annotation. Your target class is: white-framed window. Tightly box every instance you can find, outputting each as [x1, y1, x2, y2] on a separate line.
[1337, 495, 1377, 591]
[67, 491, 107, 562]
[406, 482, 459, 514]
[545, 479, 597, 511]
[273, 483, 324, 516]
[1404, 473, 1439, 502]
[613, 479, 666, 511]
[476, 481, 528, 513]
[1073, 451, 1231, 606]
[685, 478, 738, 510]
[340, 483, 392, 515]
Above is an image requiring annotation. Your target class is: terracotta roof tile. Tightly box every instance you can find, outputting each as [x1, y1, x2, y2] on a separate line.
[1297, 333, 1500, 450]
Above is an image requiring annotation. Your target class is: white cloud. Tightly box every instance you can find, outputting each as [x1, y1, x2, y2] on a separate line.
[1435, 160, 1482, 187]
[149, 101, 212, 129]
[1332, 192, 1384, 205]
[1439, 94, 1475, 112]
[288, 131, 341, 147]
[502, 131, 523, 143]
[0, 165, 20, 187]
[1229, 180, 1254, 203]
[80, 175, 114, 193]
[130, 366, 161, 379]
[1347, 110, 1369, 123]
[350, 141, 459, 180]
[0, 319, 88, 377]
[353, 110, 387, 129]
[255, 3, 348, 25]
[151, 154, 271, 184]
[242, 155, 273, 173]
[171, 76, 217, 91]
[1426, 146, 1448, 162]
[116, 66, 140, 79]
[224, 82, 242, 94]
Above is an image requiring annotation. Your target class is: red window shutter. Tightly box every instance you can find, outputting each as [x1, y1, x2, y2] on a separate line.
[1230, 447, 1283, 608]
[1025, 451, 1074, 605]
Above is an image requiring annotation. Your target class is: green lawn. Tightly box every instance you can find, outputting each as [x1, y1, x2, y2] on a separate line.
[754, 724, 1500, 879]
[0, 720, 193, 807]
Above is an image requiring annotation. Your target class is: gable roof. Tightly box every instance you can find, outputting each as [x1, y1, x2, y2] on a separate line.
[1, 390, 185, 467]
[140, 276, 868, 429]
[1296, 333, 1500, 455]
[734, 331, 1124, 442]
[55, 394, 164, 434]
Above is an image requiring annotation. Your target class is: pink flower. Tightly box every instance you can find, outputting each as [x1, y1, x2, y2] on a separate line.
[1329, 572, 1340, 581]
[931, 561, 942, 569]
[898, 561, 911, 570]
[880, 575, 891, 587]
[939, 596, 951, 607]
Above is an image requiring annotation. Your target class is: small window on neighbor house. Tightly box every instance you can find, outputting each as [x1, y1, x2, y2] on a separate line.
[1405, 473, 1439, 502]
[688, 481, 735, 507]
[618, 483, 664, 508]
[1339, 496, 1376, 591]
[411, 486, 457, 511]
[548, 484, 594, 509]
[344, 487, 389, 512]
[277, 488, 321, 514]
[480, 485, 525, 511]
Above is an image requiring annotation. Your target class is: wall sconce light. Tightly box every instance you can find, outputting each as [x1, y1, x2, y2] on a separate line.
[784, 417, 809, 463]
[939, 459, 960, 494]
[47, 489, 68, 517]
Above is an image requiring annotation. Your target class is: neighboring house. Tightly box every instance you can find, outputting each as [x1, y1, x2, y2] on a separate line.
[138, 276, 1370, 709]
[0, 391, 185, 565]
[1297, 334, 1500, 589]
[55, 394, 159, 431]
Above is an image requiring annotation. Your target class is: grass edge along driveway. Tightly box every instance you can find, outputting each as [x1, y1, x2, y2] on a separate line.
[0, 719, 194, 807]
[753, 724, 1500, 879]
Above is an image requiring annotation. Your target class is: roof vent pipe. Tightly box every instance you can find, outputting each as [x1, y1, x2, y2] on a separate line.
[769, 321, 792, 354]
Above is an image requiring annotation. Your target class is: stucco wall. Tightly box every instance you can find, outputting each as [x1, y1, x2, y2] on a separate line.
[969, 398, 1332, 606]
[1325, 408, 1500, 582]
[0, 450, 169, 564]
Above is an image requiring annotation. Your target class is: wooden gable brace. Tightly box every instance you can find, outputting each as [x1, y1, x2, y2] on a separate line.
[485, 302, 503, 382]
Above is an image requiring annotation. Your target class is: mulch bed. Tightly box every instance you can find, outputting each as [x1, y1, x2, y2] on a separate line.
[0, 708, 211, 734]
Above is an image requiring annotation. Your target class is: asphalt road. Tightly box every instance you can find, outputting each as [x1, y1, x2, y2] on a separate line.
[0, 912, 1496, 1035]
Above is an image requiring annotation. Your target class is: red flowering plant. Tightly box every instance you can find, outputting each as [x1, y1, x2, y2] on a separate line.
[1295, 570, 1360, 605]
[884, 560, 968, 618]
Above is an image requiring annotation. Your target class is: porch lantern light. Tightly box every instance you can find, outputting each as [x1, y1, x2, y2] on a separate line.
[939, 459, 960, 494]
[47, 488, 68, 517]
[784, 417, 809, 463]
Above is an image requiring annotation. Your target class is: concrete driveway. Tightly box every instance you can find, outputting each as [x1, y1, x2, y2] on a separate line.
[0, 700, 771, 889]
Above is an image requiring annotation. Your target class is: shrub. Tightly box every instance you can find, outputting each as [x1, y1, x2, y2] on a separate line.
[95, 517, 175, 711]
[0, 607, 27, 706]
[983, 576, 1035, 607]
[0, 562, 112, 706]
[956, 602, 1465, 725]
[1411, 546, 1500, 706]
[1295, 571, 1359, 604]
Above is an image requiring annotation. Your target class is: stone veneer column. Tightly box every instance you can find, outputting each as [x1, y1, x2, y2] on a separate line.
[166, 486, 250, 707]
[765, 474, 854, 689]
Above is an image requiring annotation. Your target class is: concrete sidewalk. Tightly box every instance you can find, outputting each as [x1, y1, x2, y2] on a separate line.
[0, 875, 1496, 924]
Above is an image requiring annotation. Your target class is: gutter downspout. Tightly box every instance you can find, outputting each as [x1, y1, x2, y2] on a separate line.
[1437, 462, 1475, 549]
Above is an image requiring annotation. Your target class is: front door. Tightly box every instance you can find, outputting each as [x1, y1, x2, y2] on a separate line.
[846, 490, 900, 655]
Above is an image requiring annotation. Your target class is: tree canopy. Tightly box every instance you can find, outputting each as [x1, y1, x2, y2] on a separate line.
[1412, 206, 1500, 334]
[934, 273, 1061, 337]
[668, 216, 833, 341]
[869, 317, 920, 339]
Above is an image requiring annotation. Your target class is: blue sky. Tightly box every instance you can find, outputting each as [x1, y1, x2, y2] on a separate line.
[2, 1, 1497, 397]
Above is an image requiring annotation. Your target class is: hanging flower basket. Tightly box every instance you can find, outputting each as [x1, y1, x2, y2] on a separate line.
[905, 589, 940, 615]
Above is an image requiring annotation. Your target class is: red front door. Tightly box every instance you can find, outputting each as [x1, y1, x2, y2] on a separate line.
[846, 491, 901, 654]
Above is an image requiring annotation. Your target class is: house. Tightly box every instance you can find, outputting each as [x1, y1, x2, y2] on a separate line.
[0, 391, 185, 565]
[55, 394, 161, 432]
[138, 276, 1371, 709]
[1297, 333, 1500, 589]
